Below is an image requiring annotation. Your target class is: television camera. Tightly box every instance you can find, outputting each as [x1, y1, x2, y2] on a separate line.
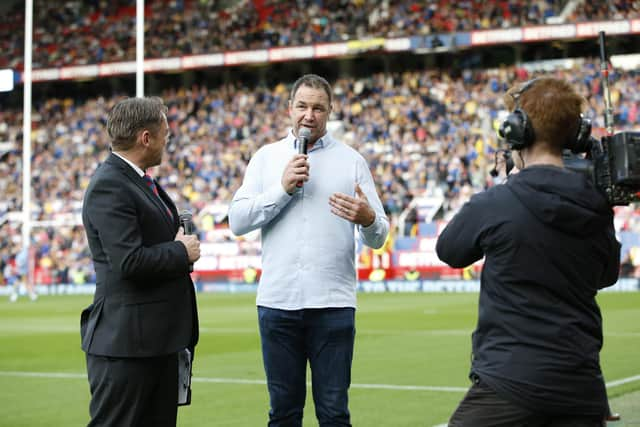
[498, 31, 640, 206]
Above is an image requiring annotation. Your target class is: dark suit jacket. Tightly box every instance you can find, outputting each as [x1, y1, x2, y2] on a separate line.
[81, 153, 198, 358]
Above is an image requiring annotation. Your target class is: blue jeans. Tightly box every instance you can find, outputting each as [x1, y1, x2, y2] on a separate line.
[257, 306, 355, 427]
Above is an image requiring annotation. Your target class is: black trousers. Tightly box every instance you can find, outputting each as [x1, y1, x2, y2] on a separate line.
[449, 377, 606, 427]
[86, 353, 179, 427]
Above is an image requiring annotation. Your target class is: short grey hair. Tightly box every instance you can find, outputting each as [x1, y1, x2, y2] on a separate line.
[290, 74, 332, 104]
[107, 97, 167, 150]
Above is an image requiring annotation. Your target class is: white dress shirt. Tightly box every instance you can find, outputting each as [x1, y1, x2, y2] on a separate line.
[229, 130, 389, 310]
[112, 151, 144, 177]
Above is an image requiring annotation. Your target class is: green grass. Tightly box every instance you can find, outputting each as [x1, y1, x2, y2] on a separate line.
[0, 292, 638, 426]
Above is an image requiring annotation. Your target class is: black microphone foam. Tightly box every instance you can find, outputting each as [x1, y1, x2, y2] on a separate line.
[179, 210, 195, 272]
[298, 127, 311, 155]
[179, 210, 195, 235]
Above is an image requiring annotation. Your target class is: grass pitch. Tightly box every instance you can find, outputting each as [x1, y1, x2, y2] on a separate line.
[0, 291, 638, 426]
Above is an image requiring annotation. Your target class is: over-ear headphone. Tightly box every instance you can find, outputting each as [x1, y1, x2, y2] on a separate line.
[498, 78, 594, 153]
[568, 114, 593, 154]
[498, 79, 537, 150]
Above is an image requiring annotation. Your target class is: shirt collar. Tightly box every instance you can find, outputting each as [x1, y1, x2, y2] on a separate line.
[289, 129, 332, 152]
[112, 151, 145, 177]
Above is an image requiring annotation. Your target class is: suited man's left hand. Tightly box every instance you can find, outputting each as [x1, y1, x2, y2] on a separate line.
[175, 228, 201, 263]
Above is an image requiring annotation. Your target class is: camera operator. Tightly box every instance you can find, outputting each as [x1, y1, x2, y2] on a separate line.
[436, 77, 621, 426]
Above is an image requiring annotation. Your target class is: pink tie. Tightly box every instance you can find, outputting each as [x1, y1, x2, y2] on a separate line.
[143, 174, 173, 220]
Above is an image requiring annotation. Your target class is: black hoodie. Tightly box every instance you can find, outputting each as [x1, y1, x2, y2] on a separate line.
[436, 165, 620, 417]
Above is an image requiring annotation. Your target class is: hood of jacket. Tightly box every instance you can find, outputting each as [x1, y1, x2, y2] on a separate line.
[506, 165, 612, 236]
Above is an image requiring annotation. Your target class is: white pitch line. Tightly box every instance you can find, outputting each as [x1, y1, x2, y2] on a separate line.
[0, 371, 466, 392]
[195, 377, 265, 385]
[606, 374, 640, 388]
[0, 371, 85, 379]
[1, 328, 637, 338]
[351, 383, 467, 392]
[198, 328, 471, 336]
[0, 371, 639, 392]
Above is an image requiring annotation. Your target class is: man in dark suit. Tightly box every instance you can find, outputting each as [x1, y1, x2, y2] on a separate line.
[81, 96, 200, 427]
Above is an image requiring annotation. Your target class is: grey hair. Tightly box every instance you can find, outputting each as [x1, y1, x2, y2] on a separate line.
[290, 74, 332, 104]
[107, 97, 167, 150]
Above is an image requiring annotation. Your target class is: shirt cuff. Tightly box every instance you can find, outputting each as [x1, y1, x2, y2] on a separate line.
[265, 183, 293, 209]
[361, 214, 378, 232]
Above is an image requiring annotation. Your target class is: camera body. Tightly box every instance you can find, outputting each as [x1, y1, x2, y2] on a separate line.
[563, 131, 640, 206]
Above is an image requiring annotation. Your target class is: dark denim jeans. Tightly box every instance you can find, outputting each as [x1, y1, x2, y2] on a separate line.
[257, 306, 355, 427]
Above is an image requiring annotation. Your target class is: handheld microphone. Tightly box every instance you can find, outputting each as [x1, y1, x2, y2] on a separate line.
[296, 127, 311, 188]
[298, 127, 311, 154]
[179, 210, 195, 272]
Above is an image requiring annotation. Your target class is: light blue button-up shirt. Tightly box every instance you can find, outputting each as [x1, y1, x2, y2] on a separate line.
[229, 130, 389, 310]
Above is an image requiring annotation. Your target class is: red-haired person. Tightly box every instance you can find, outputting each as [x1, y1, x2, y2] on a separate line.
[437, 77, 620, 426]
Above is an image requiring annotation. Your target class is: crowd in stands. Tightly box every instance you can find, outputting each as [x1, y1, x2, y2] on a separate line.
[4, 0, 640, 69]
[0, 224, 93, 288]
[570, 0, 640, 21]
[2, 58, 640, 287]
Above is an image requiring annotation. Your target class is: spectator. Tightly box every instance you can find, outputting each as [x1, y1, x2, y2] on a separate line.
[1, 61, 639, 282]
[3, 1, 619, 69]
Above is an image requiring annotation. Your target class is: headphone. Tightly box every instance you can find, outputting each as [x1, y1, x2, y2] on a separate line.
[498, 78, 593, 153]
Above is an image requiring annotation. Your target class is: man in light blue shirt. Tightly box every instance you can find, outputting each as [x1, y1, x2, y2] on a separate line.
[229, 74, 389, 426]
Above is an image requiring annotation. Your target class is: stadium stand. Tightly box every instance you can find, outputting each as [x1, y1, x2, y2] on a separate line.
[2, 59, 640, 285]
[0, 0, 605, 69]
[1, 0, 640, 287]
[570, 0, 640, 21]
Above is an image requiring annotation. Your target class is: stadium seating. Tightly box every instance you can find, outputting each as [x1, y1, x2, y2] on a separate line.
[4, 0, 637, 69]
[2, 0, 640, 285]
[2, 59, 640, 284]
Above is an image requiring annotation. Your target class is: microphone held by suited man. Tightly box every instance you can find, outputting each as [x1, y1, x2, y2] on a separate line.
[179, 210, 195, 272]
[296, 127, 311, 187]
[177, 211, 196, 405]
